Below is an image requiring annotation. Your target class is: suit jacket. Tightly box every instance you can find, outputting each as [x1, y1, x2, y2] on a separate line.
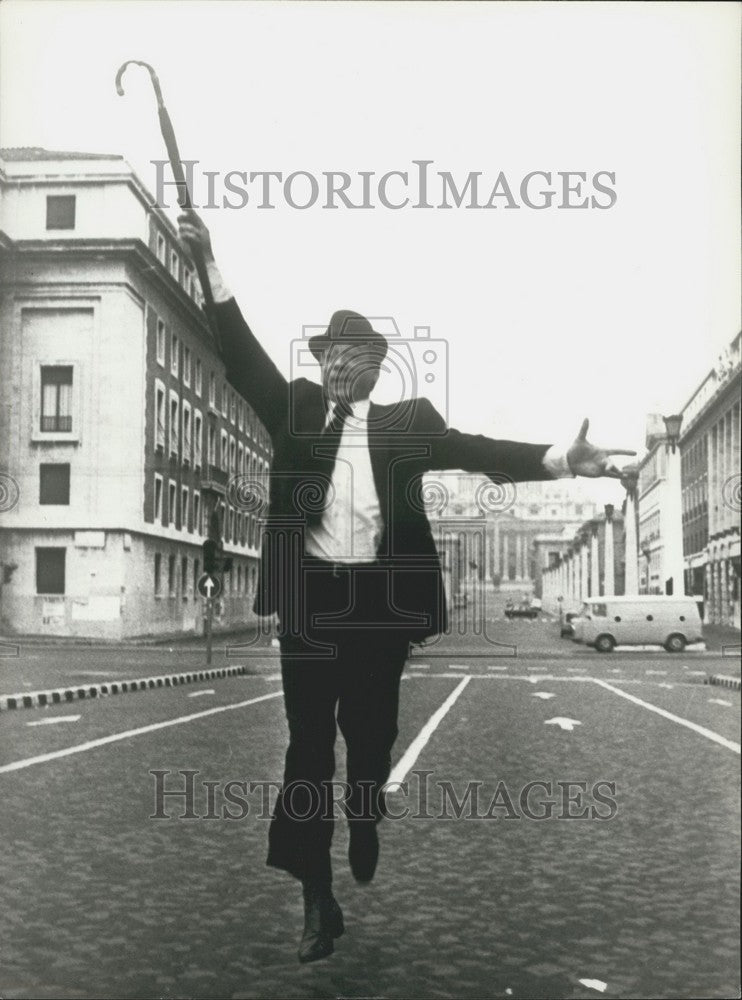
[217, 298, 557, 643]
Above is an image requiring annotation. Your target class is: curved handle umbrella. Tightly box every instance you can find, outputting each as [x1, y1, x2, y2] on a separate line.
[116, 60, 220, 351]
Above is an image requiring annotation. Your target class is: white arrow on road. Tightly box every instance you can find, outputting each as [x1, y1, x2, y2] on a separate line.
[27, 715, 81, 727]
[531, 692, 556, 700]
[708, 698, 733, 707]
[545, 717, 581, 731]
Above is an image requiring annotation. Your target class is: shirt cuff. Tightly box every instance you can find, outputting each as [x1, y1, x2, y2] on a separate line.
[542, 445, 575, 478]
[205, 259, 232, 303]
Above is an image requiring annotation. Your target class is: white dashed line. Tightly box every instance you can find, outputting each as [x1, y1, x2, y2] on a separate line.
[26, 715, 81, 727]
[187, 689, 216, 698]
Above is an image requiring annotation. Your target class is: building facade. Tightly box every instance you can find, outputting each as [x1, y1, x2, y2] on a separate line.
[0, 148, 272, 639]
[679, 333, 741, 627]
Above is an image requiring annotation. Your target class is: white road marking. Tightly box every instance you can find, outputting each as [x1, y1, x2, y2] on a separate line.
[187, 689, 216, 698]
[0, 691, 283, 775]
[488, 665, 508, 671]
[26, 715, 81, 727]
[657, 683, 675, 689]
[531, 692, 556, 700]
[592, 679, 740, 754]
[447, 664, 470, 671]
[686, 670, 707, 676]
[409, 663, 430, 670]
[708, 698, 733, 707]
[387, 677, 471, 786]
[579, 980, 607, 993]
[544, 717, 581, 732]
[646, 670, 667, 676]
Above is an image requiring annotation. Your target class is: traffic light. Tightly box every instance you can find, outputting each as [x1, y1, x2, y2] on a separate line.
[202, 538, 219, 574]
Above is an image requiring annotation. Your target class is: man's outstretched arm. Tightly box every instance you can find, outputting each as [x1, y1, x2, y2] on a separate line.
[178, 210, 288, 437]
[421, 399, 635, 482]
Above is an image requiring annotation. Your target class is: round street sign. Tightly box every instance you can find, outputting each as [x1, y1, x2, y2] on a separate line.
[197, 572, 222, 599]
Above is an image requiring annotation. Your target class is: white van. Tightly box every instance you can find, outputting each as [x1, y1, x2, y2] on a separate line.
[571, 596, 703, 653]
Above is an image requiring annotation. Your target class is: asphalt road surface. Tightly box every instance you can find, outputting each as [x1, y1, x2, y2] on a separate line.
[0, 614, 739, 999]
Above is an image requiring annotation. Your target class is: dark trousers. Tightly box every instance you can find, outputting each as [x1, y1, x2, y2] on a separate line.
[267, 559, 411, 883]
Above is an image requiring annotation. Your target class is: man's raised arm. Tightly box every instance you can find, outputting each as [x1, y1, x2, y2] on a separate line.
[178, 210, 288, 437]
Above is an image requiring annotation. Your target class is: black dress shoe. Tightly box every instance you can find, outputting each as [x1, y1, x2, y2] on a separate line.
[298, 886, 344, 963]
[348, 821, 379, 883]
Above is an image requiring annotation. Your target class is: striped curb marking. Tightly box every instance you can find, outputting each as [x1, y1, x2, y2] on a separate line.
[706, 674, 742, 692]
[0, 664, 252, 712]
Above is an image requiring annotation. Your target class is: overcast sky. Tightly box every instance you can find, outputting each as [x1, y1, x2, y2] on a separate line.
[1, 1, 739, 505]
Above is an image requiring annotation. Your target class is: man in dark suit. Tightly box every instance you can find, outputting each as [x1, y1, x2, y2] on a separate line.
[178, 211, 635, 963]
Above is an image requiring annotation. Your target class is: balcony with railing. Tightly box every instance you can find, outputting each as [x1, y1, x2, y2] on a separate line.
[200, 464, 229, 495]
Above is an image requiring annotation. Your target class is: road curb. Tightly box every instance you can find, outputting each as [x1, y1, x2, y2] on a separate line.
[705, 674, 742, 692]
[0, 664, 261, 712]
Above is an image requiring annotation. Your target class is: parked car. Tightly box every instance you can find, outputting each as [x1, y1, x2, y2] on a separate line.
[571, 596, 703, 652]
[505, 600, 539, 619]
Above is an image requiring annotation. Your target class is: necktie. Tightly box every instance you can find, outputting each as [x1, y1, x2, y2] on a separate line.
[306, 400, 353, 525]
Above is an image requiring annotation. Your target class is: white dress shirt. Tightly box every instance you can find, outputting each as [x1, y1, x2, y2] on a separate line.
[305, 398, 384, 562]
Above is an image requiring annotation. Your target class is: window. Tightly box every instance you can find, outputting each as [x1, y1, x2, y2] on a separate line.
[193, 491, 201, 535]
[207, 422, 216, 465]
[195, 358, 202, 397]
[46, 195, 75, 230]
[156, 319, 166, 365]
[155, 380, 166, 451]
[182, 402, 192, 466]
[39, 463, 70, 505]
[221, 381, 228, 417]
[194, 411, 203, 468]
[154, 553, 162, 596]
[168, 481, 177, 527]
[229, 436, 236, 473]
[221, 430, 229, 471]
[184, 268, 193, 296]
[238, 400, 244, 431]
[238, 443, 244, 476]
[40, 365, 73, 432]
[181, 556, 188, 600]
[171, 334, 179, 378]
[181, 486, 189, 530]
[36, 548, 66, 594]
[169, 392, 180, 457]
[237, 565, 242, 592]
[209, 373, 216, 409]
[591, 603, 607, 617]
[157, 234, 166, 264]
[193, 558, 200, 593]
[230, 392, 236, 424]
[168, 554, 176, 597]
[154, 474, 163, 523]
[170, 250, 180, 281]
[183, 346, 191, 387]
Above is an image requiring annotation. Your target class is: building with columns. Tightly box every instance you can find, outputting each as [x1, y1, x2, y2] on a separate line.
[679, 332, 740, 627]
[540, 506, 626, 613]
[426, 473, 598, 605]
[0, 148, 271, 639]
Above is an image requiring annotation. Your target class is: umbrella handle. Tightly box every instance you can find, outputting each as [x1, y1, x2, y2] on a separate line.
[116, 60, 221, 352]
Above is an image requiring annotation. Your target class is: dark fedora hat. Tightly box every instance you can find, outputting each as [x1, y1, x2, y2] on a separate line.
[308, 309, 388, 363]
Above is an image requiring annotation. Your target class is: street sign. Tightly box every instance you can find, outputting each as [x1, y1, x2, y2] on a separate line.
[197, 572, 222, 600]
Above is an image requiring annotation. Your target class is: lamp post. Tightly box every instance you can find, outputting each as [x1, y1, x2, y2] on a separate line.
[662, 413, 685, 595]
[641, 542, 652, 594]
